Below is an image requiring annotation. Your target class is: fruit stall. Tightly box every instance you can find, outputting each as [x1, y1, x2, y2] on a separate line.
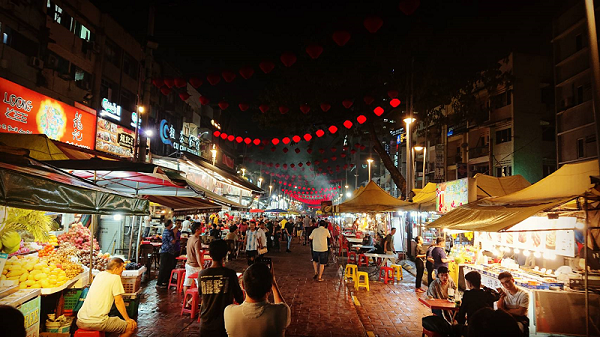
[0, 151, 149, 336]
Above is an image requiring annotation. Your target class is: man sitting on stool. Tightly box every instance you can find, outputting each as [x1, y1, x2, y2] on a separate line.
[77, 257, 137, 337]
[426, 266, 457, 319]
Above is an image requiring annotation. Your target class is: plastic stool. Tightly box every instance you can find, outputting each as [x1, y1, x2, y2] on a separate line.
[347, 251, 357, 264]
[357, 254, 369, 267]
[181, 288, 199, 319]
[379, 266, 394, 284]
[391, 264, 403, 280]
[74, 330, 105, 337]
[355, 271, 370, 291]
[422, 327, 444, 337]
[344, 264, 358, 282]
[168, 268, 186, 293]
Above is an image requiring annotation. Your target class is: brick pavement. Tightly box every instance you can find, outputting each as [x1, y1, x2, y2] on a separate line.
[134, 240, 431, 336]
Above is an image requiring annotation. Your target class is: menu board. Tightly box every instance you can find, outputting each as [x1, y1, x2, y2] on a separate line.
[478, 228, 575, 257]
[19, 295, 40, 337]
[95, 117, 135, 158]
[0, 77, 96, 149]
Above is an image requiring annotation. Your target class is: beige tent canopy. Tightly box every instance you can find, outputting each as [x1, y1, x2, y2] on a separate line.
[336, 180, 413, 213]
[428, 160, 598, 232]
[408, 182, 437, 211]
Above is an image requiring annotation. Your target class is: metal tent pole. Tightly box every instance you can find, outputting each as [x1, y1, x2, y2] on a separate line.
[584, 197, 590, 337]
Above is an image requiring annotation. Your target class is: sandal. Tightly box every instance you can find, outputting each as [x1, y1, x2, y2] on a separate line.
[317, 278, 324, 282]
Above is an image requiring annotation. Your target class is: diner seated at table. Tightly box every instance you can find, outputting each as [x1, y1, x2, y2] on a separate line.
[465, 307, 523, 337]
[455, 271, 500, 325]
[426, 266, 457, 318]
[497, 271, 529, 335]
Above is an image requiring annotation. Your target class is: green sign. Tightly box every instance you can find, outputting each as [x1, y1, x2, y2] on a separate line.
[19, 295, 40, 337]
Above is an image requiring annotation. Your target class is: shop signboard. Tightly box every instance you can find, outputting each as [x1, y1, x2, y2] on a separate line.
[99, 98, 121, 121]
[436, 178, 476, 213]
[0, 77, 96, 149]
[434, 144, 445, 181]
[19, 295, 40, 337]
[321, 200, 333, 215]
[159, 119, 200, 156]
[96, 117, 135, 158]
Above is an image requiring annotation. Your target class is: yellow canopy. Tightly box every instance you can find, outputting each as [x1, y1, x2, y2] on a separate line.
[474, 173, 531, 199]
[428, 160, 598, 232]
[408, 182, 437, 211]
[336, 180, 413, 213]
[0, 134, 69, 161]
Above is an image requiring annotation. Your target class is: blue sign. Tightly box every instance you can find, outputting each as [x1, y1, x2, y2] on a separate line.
[160, 119, 172, 145]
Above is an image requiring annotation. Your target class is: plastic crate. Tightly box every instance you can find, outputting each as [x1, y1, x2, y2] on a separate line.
[120, 275, 141, 294]
[63, 289, 83, 311]
[109, 290, 141, 319]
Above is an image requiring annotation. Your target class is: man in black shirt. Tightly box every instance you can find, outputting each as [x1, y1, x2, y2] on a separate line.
[197, 240, 244, 337]
[455, 271, 500, 326]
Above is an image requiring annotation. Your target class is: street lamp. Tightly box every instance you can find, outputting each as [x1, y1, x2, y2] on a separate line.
[210, 145, 217, 165]
[133, 105, 145, 161]
[269, 185, 273, 196]
[241, 168, 246, 177]
[367, 158, 374, 181]
[259, 177, 263, 188]
[403, 117, 416, 199]
[413, 145, 427, 188]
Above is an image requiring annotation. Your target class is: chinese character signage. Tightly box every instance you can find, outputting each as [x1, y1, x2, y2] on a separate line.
[434, 144, 445, 181]
[0, 77, 96, 149]
[159, 119, 200, 156]
[100, 98, 121, 121]
[436, 178, 473, 213]
[96, 117, 135, 158]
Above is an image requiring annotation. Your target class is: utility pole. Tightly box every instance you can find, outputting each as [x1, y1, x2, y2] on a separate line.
[139, 3, 156, 162]
[585, 0, 600, 173]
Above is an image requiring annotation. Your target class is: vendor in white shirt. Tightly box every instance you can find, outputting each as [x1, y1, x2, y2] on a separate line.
[77, 257, 137, 337]
[181, 216, 192, 234]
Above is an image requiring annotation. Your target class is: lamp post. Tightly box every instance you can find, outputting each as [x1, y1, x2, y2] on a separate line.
[269, 185, 273, 196]
[259, 177, 263, 188]
[241, 168, 246, 177]
[403, 117, 416, 199]
[133, 105, 144, 161]
[210, 145, 217, 165]
[413, 146, 427, 188]
[144, 129, 153, 162]
[367, 158, 374, 181]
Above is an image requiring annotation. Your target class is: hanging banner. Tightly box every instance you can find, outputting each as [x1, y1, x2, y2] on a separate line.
[0, 77, 96, 149]
[222, 153, 234, 169]
[96, 117, 135, 158]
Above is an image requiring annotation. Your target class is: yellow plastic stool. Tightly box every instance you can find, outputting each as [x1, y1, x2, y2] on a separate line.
[355, 271, 369, 291]
[391, 264, 403, 280]
[344, 264, 358, 282]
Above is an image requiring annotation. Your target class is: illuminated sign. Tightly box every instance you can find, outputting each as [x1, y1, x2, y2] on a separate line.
[0, 77, 96, 149]
[436, 178, 469, 213]
[96, 117, 135, 158]
[131, 111, 141, 128]
[100, 98, 121, 121]
[159, 119, 200, 155]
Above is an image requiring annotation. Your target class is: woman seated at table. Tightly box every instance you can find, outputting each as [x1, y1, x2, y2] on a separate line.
[426, 266, 457, 318]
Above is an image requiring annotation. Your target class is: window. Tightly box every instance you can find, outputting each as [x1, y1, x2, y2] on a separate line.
[576, 34, 583, 51]
[104, 39, 121, 67]
[577, 85, 584, 105]
[496, 166, 512, 177]
[122, 52, 138, 80]
[70, 64, 92, 90]
[577, 138, 584, 158]
[120, 89, 135, 112]
[100, 78, 117, 101]
[490, 90, 512, 110]
[495, 128, 512, 144]
[71, 20, 94, 42]
[47, 51, 70, 75]
[47, 1, 72, 31]
[2, 26, 39, 57]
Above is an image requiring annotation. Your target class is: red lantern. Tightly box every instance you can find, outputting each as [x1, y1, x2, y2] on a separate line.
[306, 162, 311, 166]
[239, 66, 255, 79]
[363, 96, 375, 105]
[236, 136, 243, 143]
[290, 164, 295, 168]
[279, 106, 289, 114]
[328, 125, 338, 134]
[306, 44, 324, 59]
[160, 87, 171, 95]
[271, 146, 276, 152]
[258, 144, 265, 150]
[222, 70, 237, 83]
[316, 130, 325, 137]
[332, 30, 351, 46]
[350, 149, 357, 154]
[259, 105, 269, 113]
[152, 78, 164, 88]
[344, 164, 349, 169]
[331, 156, 337, 161]
[318, 148, 325, 154]
[363, 16, 383, 33]
[218, 101, 229, 110]
[235, 103, 248, 111]
[259, 60, 275, 74]
[292, 135, 301, 143]
[307, 148, 313, 154]
[355, 143, 361, 148]
[227, 135, 235, 142]
[331, 147, 337, 152]
[343, 120, 353, 129]
[298, 163, 303, 167]
[207, 74, 221, 85]
[275, 163, 280, 168]
[280, 52, 297, 67]
[199, 96, 210, 105]
[374, 106, 384, 116]
[300, 104, 311, 114]
[343, 146, 348, 151]
[315, 160, 320, 165]
[342, 100, 353, 109]
[189, 77, 203, 88]
[341, 153, 347, 158]
[213, 131, 221, 137]
[282, 137, 291, 145]
[390, 98, 401, 108]
[220, 133, 227, 140]
[303, 134, 312, 141]
[360, 145, 366, 150]
[357, 115, 367, 124]
[174, 77, 187, 88]
[295, 148, 300, 154]
[323, 159, 329, 163]
[164, 78, 174, 88]
[244, 137, 252, 145]
[253, 139, 261, 146]
[178, 92, 190, 101]
[350, 164, 355, 168]
[272, 138, 280, 145]
[399, 0, 420, 15]
[283, 147, 289, 153]
[283, 164, 288, 169]
[320, 103, 331, 112]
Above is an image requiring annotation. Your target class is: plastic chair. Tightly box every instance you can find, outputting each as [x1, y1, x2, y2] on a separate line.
[355, 271, 369, 291]
[379, 266, 394, 284]
[344, 264, 358, 282]
[181, 288, 199, 319]
[391, 264, 404, 280]
[357, 254, 369, 267]
[168, 268, 186, 292]
[74, 330, 105, 337]
[348, 251, 357, 264]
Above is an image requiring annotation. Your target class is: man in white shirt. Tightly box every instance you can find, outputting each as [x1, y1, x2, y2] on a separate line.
[245, 221, 259, 265]
[257, 222, 268, 256]
[497, 271, 530, 334]
[77, 257, 137, 336]
[309, 220, 331, 281]
[181, 216, 192, 233]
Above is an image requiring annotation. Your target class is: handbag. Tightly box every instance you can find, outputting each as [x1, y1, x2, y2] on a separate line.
[258, 247, 268, 255]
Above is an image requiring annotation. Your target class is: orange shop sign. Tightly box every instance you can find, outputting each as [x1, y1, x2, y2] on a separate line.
[0, 77, 96, 149]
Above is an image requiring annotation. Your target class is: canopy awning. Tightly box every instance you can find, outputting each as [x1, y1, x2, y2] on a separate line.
[182, 154, 263, 193]
[428, 160, 599, 232]
[0, 133, 117, 161]
[336, 180, 413, 213]
[186, 180, 249, 211]
[0, 150, 148, 215]
[474, 173, 531, 199]
[264, 208, 288, 213]
[145, 195, 222, 215]
[407, 182, 437, 212]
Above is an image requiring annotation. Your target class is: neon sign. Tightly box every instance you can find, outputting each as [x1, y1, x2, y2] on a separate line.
[159, 119, 200, 155]
[100, 98, 121, 121]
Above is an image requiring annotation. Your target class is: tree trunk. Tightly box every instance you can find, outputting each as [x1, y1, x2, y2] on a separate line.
[367, 122, 408, 198]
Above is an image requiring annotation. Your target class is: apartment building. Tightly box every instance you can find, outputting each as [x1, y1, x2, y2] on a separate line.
[552, 0, 599, 165]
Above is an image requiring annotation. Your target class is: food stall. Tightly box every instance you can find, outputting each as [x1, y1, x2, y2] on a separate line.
[428, 160, 599, 336]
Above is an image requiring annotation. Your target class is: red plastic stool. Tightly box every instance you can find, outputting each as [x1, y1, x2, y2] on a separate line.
[169, 268, 186, 293]
[379, 266, 394, 284]
[422, 327, 444, 337]
[181, 288, 200, 319]
[348, 251, 357, 264]
[357, 254, 369, 267]
[74, 330, 105, 337]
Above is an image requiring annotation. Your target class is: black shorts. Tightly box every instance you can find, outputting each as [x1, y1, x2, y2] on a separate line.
[312, 251, 328, 264]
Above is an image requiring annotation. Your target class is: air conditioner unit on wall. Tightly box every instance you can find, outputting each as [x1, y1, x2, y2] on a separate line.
[28, 57, 43, 69]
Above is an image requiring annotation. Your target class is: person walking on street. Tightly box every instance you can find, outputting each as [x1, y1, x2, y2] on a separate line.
[273, 221, 281, 252]
[425, 242, 436, 286]
[245, 221, 259, 265]
[302, 216, 311, 245]
[156, 220, 177, 288]
[257, 222, 268, 257]
[414, 236, 427, 292]
[183, 222, 203, 294]
[384, 228, 396, 255]
[284, 219, 294, 253]
[431, 237, 453, 278]
[309, 220, 331, 281]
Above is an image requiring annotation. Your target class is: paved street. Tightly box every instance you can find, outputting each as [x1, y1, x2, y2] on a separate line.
[135, 241, 430, 337]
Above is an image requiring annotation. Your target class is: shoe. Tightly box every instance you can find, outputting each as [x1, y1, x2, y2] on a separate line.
[317, 278, 324, 282]
[313, 274, 318, 280]
[286, 250, 291, 253]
